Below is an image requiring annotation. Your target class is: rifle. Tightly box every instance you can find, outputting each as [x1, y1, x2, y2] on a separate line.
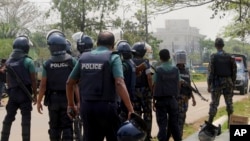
[6, 66, 34, 101]
[188, 80, 208, 102]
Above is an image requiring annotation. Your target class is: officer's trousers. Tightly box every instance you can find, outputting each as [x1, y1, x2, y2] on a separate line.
[81, 101, 120, 141]
[155, 97, 181, 141]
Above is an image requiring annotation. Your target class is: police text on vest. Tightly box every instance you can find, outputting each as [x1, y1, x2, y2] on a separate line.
[81, 63, 103, 70]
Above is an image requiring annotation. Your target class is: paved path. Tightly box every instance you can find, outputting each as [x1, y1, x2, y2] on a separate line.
[0, 81, 248, 140]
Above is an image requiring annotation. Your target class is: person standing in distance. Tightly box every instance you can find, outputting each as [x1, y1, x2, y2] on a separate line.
[37, 29, 78, 141]
[132, 42, 153, 141]
[207, 37, 236, 126]
[66, 31, 134, 141]
[153, 49, 181, 141]
[1, 36, 37, 141]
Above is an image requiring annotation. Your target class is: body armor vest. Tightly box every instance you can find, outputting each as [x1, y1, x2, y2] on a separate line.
[213, 54, 232, 76]
[179, 68, 192, 98]
[123, 59, 136, 98]
[6, 57, 31, 88]
[44, 58, 73, 91]
[79, 51, 116, 101]
[154, 67, 179, 97]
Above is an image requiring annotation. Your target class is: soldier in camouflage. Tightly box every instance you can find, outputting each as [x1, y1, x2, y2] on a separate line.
[207, 37, 237, 126]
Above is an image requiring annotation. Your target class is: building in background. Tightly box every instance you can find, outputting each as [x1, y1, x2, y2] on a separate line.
[153, 19, 205, 66]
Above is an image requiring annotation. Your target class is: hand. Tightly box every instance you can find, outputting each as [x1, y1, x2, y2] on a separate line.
[192, 99, 196, 106]
[67, 105, 78, 119]
[37, 102, 43, 114]
[207, 86, 211, 93]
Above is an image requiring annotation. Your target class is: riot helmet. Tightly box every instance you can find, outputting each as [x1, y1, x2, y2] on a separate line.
[116, 40, 135, 60]
[117, 113, 147, 141]
[132, 42, 147, 58]
[198, 121, 221, 141]
[74, 32, 93, 53]
[46, 29, 65, 41]
[47, 33, 67, 56]
[13, 35, 32, 54]
[174, 50, 187, 65]
[66, 39, 72, 55]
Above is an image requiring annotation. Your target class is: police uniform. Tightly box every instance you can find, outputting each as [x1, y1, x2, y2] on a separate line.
[42, 56, 77, 140]
[153, 61, 181, 141]
[119, 59, 136, 122]
[207, 50, 236, 123]
[1, 53, 36, 141]
[68, 46, 123, 141]
[176, 67, 193, 138]
[132, 58, 152, 140]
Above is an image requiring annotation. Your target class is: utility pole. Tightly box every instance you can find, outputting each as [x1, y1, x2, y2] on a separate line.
[144, 0, 148, 42]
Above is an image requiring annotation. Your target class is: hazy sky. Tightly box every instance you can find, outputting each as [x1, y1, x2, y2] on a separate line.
[30, 0, 232, 40]
[148, 4, 233, 40]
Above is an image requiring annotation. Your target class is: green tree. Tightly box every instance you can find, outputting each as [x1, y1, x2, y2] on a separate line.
[0, 0, 41, 38]
[49, 0, 119, 34]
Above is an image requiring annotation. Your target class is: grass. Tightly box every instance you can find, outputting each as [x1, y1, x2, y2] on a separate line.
[151, 95, 250, 141]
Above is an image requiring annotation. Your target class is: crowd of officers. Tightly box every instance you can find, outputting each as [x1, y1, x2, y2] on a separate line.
[0, 28, 236, 141]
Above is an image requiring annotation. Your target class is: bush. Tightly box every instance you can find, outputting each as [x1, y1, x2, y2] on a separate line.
[191, 73, 207, 82]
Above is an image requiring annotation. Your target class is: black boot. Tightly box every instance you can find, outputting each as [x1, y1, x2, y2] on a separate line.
[22, 125, 30, 141]
[1, 123, 12, 141]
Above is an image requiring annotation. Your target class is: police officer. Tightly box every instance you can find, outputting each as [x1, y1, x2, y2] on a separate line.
[207, 37, 236, 126]
[76, 32, 94, 54]
[36, 30, 78, 141]
[152, 49, 181, 141]
[66, 39, 72, 55]
[66, 31, 134, 141]
[132, 42, 153, 141]
[116, 40, 136, 123]
[167, 50, 196, 140]
[1, 35, 37, 141]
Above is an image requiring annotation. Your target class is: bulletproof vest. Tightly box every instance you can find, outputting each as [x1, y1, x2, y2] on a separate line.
[123, 59, 136, 98]
[6, 57, 31, 88]
[213, 54, 232, 76]
[0, 68, 6, 82]
[179, 68, 192, 98]
[79, 51, 116, 101]
[132, 58, 149, 88]
[154, 67, 179, 97]
[44, 57, 74, 91]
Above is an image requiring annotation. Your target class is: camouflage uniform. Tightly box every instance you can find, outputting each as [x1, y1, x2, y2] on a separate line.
[207, 50, 237, 123]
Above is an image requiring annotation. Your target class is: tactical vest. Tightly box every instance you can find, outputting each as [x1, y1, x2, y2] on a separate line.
[6, 57, 31, 88]
[213, 54, 232, 76]
[179, 68, 192, 98]
[79, 51, 116, 102]
[154, 67, 179, 97]
[123, 59, 136, 98]
[132, 58, 149, 88]
[44, 57, 74, 91]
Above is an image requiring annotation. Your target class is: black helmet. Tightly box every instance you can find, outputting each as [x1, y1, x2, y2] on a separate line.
[47, 34, 67, 56]
[66, 39, 72, 54]
[117, 113, 147, 141]
[77, 33, 93, 53]
[132, 42, 147, 57]
[117, 40, 135, 53]
[13, 35, 32, 54]
[198, 121, 221, 141]
[46, 29, 65, 41]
